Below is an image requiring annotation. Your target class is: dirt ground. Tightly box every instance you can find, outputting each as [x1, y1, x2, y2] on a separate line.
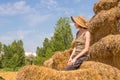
[0, 72, 17, 80]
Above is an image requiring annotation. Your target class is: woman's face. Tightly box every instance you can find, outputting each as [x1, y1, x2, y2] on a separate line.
[74, 23, 79, 29]
[74, 23, 82, 29]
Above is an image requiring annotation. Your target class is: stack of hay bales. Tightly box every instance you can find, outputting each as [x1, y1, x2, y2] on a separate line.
[81, 61, 120, 80]
[86, 0, 120, 69]
[89, 35, 120, 69]
[16, 61, 120, 80]
[87, 0, 120, 45]
[44, 49, 72, 70]
[93, 0, 119, 14]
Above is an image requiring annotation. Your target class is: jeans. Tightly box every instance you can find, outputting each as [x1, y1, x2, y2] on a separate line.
[64, 55, 88, 71]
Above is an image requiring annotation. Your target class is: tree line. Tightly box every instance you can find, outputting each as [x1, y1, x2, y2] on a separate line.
[0, 17, 73, 70]
[0, 40, 25, 71]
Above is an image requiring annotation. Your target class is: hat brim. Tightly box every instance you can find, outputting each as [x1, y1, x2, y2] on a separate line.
[71, 16, 75, 23]
[71, 16, 88, 29]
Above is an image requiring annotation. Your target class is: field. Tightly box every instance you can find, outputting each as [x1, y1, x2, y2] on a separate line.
[0, 72, 17, 80]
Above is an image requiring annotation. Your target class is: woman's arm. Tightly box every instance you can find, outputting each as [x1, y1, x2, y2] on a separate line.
[72, 31, 91, 62]
[69, 47, 76, 59]
[67, 47, 76, 65]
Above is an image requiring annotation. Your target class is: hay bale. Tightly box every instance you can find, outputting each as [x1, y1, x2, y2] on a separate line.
[94, 0, 119, 14]
[0, 72, 17, 80]
[44, 48, 72, 70]
[16, 65, 100, 80]
[16, 61, 120, 80]
[16, 65, 101, 80]
[87, 6, 120, 45]
[89, 35, 120, 69]
[81, 61, 120, 80]
[43, 58, 53, 68]
[43, 49, 72, 70]
[52, 49, 72, 70]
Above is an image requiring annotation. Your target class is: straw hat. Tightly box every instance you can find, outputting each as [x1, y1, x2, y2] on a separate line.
[71, 16, 88, 28]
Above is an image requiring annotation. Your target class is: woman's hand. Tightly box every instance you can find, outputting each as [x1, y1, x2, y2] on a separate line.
[70, 58, 77, 65]
[67, 58, 72, 65]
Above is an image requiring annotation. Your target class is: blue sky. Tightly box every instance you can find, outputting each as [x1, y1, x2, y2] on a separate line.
[0, 0, 98, 55]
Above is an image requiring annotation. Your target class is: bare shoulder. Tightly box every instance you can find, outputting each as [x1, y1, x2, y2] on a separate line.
[85, 31, 90, 36]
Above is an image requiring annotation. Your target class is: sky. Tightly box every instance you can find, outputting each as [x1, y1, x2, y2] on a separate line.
[0, 0, 99, 55]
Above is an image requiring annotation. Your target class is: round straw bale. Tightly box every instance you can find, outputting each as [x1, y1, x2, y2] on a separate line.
[94, 0, 119, 14]
[16, 65, 101, 80]
[52, 49, 72, 70]
[81, 61, 120, 80]
[43, 58, 53, 68]
[44, 49, 72, 70]
[87, 7, 120, 45]
[89, 35, 120, 69]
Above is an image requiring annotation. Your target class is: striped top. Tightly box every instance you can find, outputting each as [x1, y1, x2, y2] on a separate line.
[74, 31, 87, 56]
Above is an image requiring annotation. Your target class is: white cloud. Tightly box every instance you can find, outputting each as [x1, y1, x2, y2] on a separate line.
[16, 30, 34, 39]
[40, 0, 73, 15]
[0, 1, 31, 15]
[25, 52, 36, 56]
[0, 30, 33, 44]
[25, 13, 51, 26]
[40, 0, 57, 10]
[0, 0, 52, 26]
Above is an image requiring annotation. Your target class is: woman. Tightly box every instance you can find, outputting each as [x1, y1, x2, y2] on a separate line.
[65, 16, 91, 71]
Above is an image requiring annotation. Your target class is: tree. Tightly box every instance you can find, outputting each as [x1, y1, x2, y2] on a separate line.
[35, 17, 73, 65]
[52, 17, 73, 51]
[0, 42, 3, 68]
[34, 47, 45, 65]
[2, 40, 25, 70]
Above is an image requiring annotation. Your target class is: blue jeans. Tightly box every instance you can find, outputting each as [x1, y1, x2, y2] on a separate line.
[64, 55, 88, 71]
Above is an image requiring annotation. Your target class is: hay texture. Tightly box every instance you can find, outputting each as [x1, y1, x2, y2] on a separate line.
[94, 0, 119, 14]
[16, 65, 100, 80]
[81, 61, 120, 80]
[0, 72, 17, 80]
[16, 61, 120, 80]
[89, 35, 120, 69]
[43, 58, 53, 68]
[44, 49, 72, 70]
[87, 0, 120, 45]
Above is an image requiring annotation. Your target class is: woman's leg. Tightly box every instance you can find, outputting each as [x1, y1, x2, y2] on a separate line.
[64, 55, 88, 71]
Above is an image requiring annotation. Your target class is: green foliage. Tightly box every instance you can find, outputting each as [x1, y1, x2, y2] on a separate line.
[34, 47, 47, 65]
[0, 67, 20, 71]
[0, 42, 3, 68]
[35, 17, 73, 65]
[1, 40, 25, 70]
[0, 42, 2, 52]
[52, 17, 73, 51]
